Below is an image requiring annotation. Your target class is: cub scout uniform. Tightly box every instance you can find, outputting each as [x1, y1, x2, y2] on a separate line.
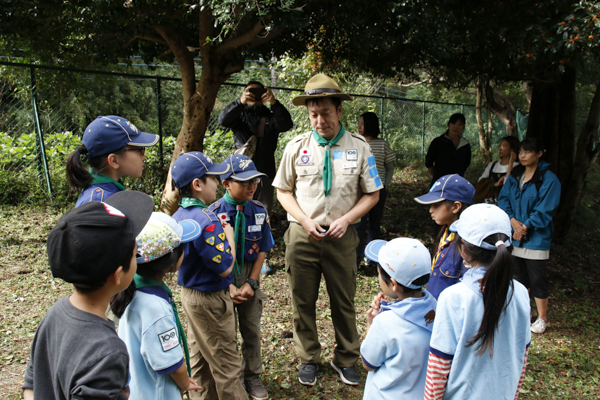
[172, 205, 248, 400]
[272, 129, 383, 367]
[208, 199, 274, 380]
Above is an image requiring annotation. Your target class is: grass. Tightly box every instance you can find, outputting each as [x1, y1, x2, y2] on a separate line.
[1, 162, 600, 399]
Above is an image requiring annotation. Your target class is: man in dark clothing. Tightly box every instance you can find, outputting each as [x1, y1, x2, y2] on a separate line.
[425, 113, 471, 184]
[218, 81, 294, 216]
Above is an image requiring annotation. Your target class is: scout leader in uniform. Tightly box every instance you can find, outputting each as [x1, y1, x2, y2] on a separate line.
[273, 74, 383, 387]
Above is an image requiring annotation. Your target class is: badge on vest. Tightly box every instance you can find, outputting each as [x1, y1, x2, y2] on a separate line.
[346, 149, 358, 160]
[300, 148, 311, 156]
[217, 213, 230, 222]
[248, 225, 261, 233]
[158, 328, 179, 352]
[343, 161, 358, 169]
[255, 213, 266, 225]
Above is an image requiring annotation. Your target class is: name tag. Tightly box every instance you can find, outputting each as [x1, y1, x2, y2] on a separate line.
[342, 162, 358, 169]
[255, 213, 266, 225]
[248, 225, 261, 232]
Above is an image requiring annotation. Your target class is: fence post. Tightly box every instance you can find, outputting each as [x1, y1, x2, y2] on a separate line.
[380, 97, 386, 139]
[156, 77, 164, 175]
[421, 102, 426, 161]
[30, 66, 53, 197]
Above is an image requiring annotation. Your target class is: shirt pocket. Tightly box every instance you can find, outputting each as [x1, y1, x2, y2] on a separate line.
[338, 165, 360, 196]
[295, 165, 320, 198]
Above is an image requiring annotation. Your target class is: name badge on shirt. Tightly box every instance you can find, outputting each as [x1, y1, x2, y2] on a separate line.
[217, 213, 230, 222]
[158, 328, 179, 352]
[248, 225, 261, 232]
[255, 213, 266, 225]
[346, 149, 358, 160]
[343, 161, 358, 169]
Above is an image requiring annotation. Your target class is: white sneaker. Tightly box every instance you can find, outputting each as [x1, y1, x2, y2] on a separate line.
[531, 318, 547, 334]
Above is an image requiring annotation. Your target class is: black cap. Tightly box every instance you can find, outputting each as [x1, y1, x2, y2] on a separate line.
[47, 191, 154, 285]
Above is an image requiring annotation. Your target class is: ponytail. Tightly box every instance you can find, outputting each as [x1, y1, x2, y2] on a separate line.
[462, 233, 513, 357]
[66, 145, 126, 194]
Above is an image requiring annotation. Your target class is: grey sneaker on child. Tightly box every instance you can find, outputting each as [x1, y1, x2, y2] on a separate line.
[244, 377, 268, 400]
[330, 361, 360, 386]
[298, 363, 319, 386]
[530, 318, 547, 334]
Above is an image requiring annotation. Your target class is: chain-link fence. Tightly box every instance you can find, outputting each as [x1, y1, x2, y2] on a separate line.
[0, 61, 505, 204]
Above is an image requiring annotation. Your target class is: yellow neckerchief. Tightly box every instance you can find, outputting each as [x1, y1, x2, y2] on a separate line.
[431, 227, 455, 272]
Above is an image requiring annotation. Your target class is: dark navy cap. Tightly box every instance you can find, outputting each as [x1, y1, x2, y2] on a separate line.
[414, 174, 475, 205]
[171, 151, 230, 189]
[221, 154, 267, 181]
[82, 115, 159, 158]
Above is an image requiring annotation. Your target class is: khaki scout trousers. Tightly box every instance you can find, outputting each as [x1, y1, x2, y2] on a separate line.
[284, 222, 360, 367]
[233, 260, 267, 380]
[181, 287, 248, 400]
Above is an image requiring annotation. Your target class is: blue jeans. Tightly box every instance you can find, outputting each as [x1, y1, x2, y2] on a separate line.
[356, 188, 387, 264]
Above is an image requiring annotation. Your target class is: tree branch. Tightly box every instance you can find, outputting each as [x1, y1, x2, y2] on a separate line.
[246, 25, 284, 49]
[130, 32, 166, 45]
[218, 17, 270, 52]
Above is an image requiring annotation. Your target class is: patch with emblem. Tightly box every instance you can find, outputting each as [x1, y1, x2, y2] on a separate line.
[216, 243, 225, 252]
[346, 149, 358, 160]
[239, 159, 252, 170]
[342, 161, 358, 169]
[333, 150, 343, 159]
[217, 213, 230, 222]
[158, 328, 179, 352]
[247, 248, 255, 256]
[205, 224, 215, 232]
[248, 225, 261, 233]
[226, 248, 231, 254]
[300, 148, 311, 156]
[212, 255, 221, 263]
[255, 213, 266, 225]
[301, 155, 310, 164]
[218, 232, 226, 241]
[206, 236, 215, 246]
[251, 243, 260, 252]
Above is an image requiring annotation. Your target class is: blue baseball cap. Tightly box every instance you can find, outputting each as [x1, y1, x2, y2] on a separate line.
[365, 238, 431, 289]
[414, 174, 475, 205]
[220, 154, 267, 181]
[449, 204, 512, 251]
[82, 115, 159, 159]
[171, 151, 230, 189]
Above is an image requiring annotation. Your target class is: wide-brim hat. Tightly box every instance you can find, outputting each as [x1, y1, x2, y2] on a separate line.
[292, 73, 353, 106]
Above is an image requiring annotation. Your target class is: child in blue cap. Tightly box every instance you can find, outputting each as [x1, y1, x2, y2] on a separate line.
[208, 154, 275, 400]
[111, 212, 203, 399]
[66, 115, 159, 207]
[414, 174, 475, 300]
[170, 151, 250, 400]
[361, 237, 437, 400]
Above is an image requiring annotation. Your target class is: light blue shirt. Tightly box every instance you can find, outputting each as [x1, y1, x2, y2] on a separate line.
[361, 290, 437, 400]
[119, 290, 184, 400]
[429, 266, 531, 399]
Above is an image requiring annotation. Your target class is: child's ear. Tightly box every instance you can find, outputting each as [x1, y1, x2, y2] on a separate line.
[191, 178, 203, 193]
[222, 179, 231, 189]
[452, 201, 463, 214]
[106, 153, 120, 170]
[390, 278, 401, 293]
[109, 266, 124, 286]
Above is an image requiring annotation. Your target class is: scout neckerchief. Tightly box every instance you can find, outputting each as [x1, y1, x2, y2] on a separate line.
[431, 227, 455, 272]
[311, 123, 345, 196]
[134, 274, 191, 376]
[89, 169, 127, 191]
[224, 192, 248, 286]
[178, 197, 207, 209]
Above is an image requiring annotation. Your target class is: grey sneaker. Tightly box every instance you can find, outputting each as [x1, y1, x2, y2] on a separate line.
[330, 361, 360, 386]
[531, 318, 547, 334]
[244, 377, 268, 400]
[298, 363, 319, 386]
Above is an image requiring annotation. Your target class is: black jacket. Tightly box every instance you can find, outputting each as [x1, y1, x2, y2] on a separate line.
[425, 133, 472, 183]
[218, 99, 294, 178]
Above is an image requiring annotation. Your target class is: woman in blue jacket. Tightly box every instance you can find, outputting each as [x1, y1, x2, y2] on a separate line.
[498, 138, 561, 334]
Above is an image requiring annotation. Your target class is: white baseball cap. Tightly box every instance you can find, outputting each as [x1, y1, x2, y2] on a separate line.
[365, 238, 431, 289]
[449, 204, 512, 250]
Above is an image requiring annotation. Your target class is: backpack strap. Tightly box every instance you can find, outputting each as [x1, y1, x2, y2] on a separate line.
[488, 161, 498, 179]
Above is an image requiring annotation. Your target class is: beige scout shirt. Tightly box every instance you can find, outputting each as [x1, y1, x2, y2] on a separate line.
[273, 130, 383, 226]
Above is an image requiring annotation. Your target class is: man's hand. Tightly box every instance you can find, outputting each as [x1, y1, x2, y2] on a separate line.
[238, 282, 255, 299]
[262, 87, 276, 105]
[325, 216, 350, 239]
[300, 218, 328, 241]
[229, 284, 248, 304]
[240, 87, 256, 105]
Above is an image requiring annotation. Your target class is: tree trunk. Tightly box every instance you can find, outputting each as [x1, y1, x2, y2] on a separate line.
[485, 80, 518, 137]
[557, 65, 576, 187]
[476, 75, 492, 163]
[554, 80, 600, 238]
[527, 81, 560, 169]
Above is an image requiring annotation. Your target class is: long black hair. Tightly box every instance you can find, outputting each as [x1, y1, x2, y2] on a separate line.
[66, 145, 126, 194]
[110, 245, 184, 318]
[460, 232, 513, 356]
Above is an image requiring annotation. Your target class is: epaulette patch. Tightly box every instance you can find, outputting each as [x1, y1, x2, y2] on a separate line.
[350, 132, 367, 142]
[201, 208, 219, 222]
[209, 203, 220, 212]
[252, 200, 266, 209]
[212, 255, 221, 264]
[206, 236, 215, 246]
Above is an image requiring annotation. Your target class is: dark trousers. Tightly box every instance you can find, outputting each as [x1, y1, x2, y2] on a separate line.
[356, 188, 387, 264]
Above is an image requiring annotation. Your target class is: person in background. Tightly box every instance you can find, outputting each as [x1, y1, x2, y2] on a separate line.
[66, 115, 159, 207]
[425, 113, 471, 184]
[355, 112, 395, 268]
[477, 136, 520, 205]
[497, 138, 561, 334]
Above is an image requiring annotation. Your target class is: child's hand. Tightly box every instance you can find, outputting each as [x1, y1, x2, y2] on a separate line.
[370, 292, 387, 313]
[181, 377, 202, 397]
[239, 283, 255, 299]
[366, 307, 378, 326]
[229, 284, 248, 304]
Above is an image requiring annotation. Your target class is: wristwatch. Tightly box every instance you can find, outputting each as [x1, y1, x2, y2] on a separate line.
[246, 278, 260, 291]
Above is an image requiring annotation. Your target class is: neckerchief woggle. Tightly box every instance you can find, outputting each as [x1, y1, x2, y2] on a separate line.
[311, 123, 345, 196]
[89, 169, 127, 191]
[179, 197, 207, 209]
[224, 192, 248, 286]
[431, 227, 455, 272]
[133, 274, 191, 376]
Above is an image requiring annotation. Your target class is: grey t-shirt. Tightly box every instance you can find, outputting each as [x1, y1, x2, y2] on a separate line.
[23, 296, 130, 400]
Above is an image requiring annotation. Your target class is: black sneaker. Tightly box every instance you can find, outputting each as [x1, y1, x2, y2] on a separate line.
[330, 361, 360, 386]
[298, 363, 319, 386]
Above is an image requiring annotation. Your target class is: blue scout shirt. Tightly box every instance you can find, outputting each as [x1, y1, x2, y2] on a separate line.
[428, 228, 466, 300]
[76, 182, 122, 207]
[118, 289, 183, 400]
[429, 267, 531, 399]
[173, 206, 234, 292]
[361, 290, 437, 400]
[208, 199, 275, 262]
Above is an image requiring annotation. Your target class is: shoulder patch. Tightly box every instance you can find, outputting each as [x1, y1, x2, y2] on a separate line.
[208, 202, 220, 212]
[202, 208, 219, 222]
[252, 200, 266, 210]
[90, 187, 106, 202]
[158, 328, 179, 352]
